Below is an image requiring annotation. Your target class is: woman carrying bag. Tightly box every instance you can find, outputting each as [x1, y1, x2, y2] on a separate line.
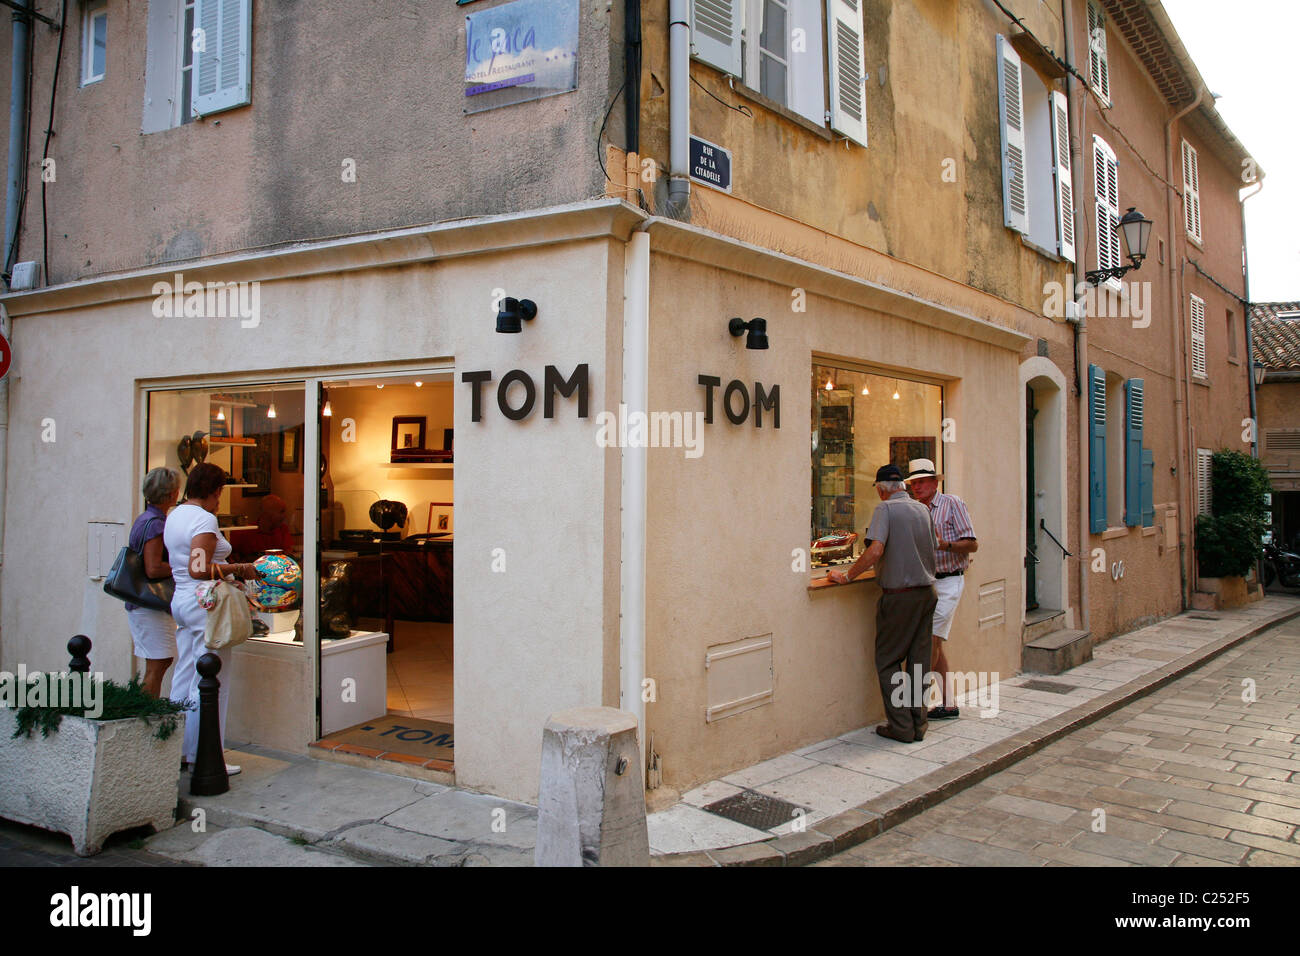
[165, 463, 262, 775]
[124, 468, 182, 698]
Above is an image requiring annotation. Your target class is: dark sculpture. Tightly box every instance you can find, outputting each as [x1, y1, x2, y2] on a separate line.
[319, 561, 353, 639]
[369, 499, 408, 532]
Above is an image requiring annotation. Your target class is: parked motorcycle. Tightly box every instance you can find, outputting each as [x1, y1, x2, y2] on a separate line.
[1262, 541, 1300, 590]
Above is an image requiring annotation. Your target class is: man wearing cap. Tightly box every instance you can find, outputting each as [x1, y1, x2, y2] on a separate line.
[904, 458, 978, 720]
[827, 464, 937, 743]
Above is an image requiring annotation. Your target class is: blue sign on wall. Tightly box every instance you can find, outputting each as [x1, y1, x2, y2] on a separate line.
[464, 0, 579, 113]
[689, 136, 732, 193]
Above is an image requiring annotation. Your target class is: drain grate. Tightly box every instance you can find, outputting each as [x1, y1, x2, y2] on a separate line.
[703, 790, 807, 830]
[1019, 679, 1080, 694]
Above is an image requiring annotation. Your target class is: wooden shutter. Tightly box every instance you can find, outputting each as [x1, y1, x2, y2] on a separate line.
[690, 0, 742, 76]
[1050, 89, 1075, 262]
[826, 0, 867, 146]
[1196, 448, 1212, 516]
[1141, 448, 1155, 528]
[1089, 364, 1107, 534]
[789, 0, 827, 125]
[1093, 136, 1120, 274]
[996, 35, 1028, 234]
[1086, 1, 1110, 102]
[1190, 293, 1207, 377]
[1182, 140, 1202, 243]
[1124, 378, 1144, 527]
[192, 0, 251, 117]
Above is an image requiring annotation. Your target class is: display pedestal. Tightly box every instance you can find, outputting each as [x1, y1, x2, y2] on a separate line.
[226, 630, 388, 752]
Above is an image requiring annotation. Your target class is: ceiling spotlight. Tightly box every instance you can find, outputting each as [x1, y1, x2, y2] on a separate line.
[728, 317, 769, 350]
[216, 406, 226, 421]
[892, 380, 900, 400]
[267, 402, 277, 419]
[861, 385, 869, 396]
[414, 381, 423, 387]
[376, 383, 384, 389]
[824, 377, 834, 391]
[496, 297, 538, 333]
[322, 400, 333, 417]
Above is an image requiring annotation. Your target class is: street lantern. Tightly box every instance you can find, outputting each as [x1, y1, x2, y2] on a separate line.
[1085, 207, 1153, 286]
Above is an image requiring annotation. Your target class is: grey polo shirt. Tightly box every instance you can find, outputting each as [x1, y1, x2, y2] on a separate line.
[866, 491, 937, 589]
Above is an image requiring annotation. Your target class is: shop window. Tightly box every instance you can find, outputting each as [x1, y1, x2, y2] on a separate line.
[810, 363, 943, 570]
[82, 2, 107, 86]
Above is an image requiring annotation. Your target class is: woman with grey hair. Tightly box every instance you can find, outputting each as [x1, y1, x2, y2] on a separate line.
[126, 467, 182, 697]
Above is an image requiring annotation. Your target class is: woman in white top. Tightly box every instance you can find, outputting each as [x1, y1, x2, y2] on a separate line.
[165, 462, 261, 775]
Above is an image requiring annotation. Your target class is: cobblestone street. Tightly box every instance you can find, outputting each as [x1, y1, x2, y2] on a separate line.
[818, 616, 1300, 867]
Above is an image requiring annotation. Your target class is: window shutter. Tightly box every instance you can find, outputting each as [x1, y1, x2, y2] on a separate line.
[1089, 364, 1107, 534]
[1190, 293, 1207, 377]
[1196, 448, 1212, 516]
[192, 0, 251, 118]
[1124, 378, 1144, 527]
[996, 35, 1028, 234]
[1086, 1, 1110, 102]
[788, 0, 827, 126]
[1141, 448, 1154, 528]
[826, 0, 867, 146]
[1182, 140, 1202, 243]
[690, 0, 742, 76]
[1050, 89, 1075, 262]
[1093, 136, 1120, 274]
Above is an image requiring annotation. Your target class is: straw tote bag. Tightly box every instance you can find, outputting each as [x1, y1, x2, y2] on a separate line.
[203, 567, 253, 650]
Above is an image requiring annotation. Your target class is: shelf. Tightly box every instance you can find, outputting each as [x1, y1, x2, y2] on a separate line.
[217, 525, 257, 532]
[211, 399, 260, 408]
[223, 483, 258, 489]
[210, 438, 257, 446]
[381, 462, 453, 471]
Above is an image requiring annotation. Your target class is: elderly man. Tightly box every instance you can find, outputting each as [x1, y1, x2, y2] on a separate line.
[904, 458, 977, 720]
[828, 464, 937, 743]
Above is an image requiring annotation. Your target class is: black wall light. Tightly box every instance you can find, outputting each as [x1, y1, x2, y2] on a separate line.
[496, 297, 538, 333]
[1084, 207, 1153, 286]
[728, 317, 769, 350]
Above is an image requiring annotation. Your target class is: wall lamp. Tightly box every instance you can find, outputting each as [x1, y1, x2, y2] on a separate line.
[1084, 207, 1153, 286]
[496, 297, 538, 333]
[728, 317, 769, 349]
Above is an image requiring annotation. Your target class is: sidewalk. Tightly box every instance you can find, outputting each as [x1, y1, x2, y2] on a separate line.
[143, 596, 1300, 867]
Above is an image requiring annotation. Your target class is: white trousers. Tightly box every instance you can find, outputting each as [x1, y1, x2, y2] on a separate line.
[170, 586, 232, 764]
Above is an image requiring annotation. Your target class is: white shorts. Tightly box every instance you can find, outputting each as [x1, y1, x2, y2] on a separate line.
[127, 606, 178, 660]
[932, 574, 966, 641]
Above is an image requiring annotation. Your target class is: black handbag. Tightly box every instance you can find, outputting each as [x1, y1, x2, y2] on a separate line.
[103, 545, 175, 612]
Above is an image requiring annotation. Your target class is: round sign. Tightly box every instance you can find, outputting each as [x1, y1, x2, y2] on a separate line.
[0, 330, 10, 380]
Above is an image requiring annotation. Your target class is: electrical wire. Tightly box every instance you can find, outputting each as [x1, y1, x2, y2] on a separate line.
[1188, 257, 1248, 306]
[691, 74, 752, 117]
[596, 77, 649, 211]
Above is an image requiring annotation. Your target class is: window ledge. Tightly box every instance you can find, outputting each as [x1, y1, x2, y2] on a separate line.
[1186, 234, 1204, 251]
[1227, 356, 1241, 366]
[808, 568, 878, 592]
[1192, 375, 1210, 387]
[731, 83, 834, 141]
[1019, 235, 1062, 262]
[1101, 525, 1130, 540]
[1142, 525, 1158, 536]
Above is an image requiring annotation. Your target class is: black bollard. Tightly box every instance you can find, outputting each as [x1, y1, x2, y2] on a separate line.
[68, 635, 92, 673]
[190, 653, 229, 796]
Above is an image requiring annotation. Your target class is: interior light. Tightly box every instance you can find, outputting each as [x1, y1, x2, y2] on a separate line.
[322, 400, 333, 417]
[216, 407, 226, 421]
[892, 380, 900, 400]
[377, 383, 384, 389]
[861, 385, 869, 396]
[414, 381, 423, 387]
[267, 402, 277, 419]
[824, 377, 834, 390]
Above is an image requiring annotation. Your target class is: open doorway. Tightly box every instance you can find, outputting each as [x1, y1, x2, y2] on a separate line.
[315, 372, 455, 770]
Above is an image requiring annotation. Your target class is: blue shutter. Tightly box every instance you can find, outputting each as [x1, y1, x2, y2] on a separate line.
[1141, 448, 1154, 527]
[1124, 378, 1144, 527]
[1089, 364, 1106, 534]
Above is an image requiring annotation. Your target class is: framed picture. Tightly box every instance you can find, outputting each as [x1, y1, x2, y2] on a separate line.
[391, 416, 427, 461]
[279, 424, 302, 472]
[443, 428, 453, 454]
[241, 408, 272, 496]
[889, 437, 936, 476]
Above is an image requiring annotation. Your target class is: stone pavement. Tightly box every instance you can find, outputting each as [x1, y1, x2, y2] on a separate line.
[816, 612, 1300, 866]
[0, 817, 194, 867]
[111, 595, 1294, 867]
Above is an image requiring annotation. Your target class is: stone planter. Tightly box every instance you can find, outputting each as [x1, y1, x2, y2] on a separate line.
[0, 708, 182, 855]
[1196, 575, 1258, 609]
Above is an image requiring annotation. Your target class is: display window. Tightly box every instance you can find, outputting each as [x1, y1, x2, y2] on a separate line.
[811, 362, 944, 569]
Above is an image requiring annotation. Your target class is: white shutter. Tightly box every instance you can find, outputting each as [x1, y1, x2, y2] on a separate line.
[1190, 293, 1207, 378]
[1087, 1, 1110, 102]
[788, 0, 826, 125]
[996, 35, 1028, 234]
[1182, 140, 1202, 243]
[1093, 135, 1120, 273]
[1050, 89, 1075, 263]
[1196, 448, 1212, 516]
[192, 0, 251, 117]
[690, 0, 743, 76]
[826, 0, 867, 146]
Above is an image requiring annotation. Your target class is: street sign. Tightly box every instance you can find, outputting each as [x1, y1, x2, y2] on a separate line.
[689, 136, 732, 193]
[0, 330, 10, 381]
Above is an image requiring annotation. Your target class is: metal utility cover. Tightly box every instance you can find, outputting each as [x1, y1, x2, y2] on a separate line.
[1018, 679, 1079, 694]
[705, 634, 773, 722]
[704, 790, 805, 831]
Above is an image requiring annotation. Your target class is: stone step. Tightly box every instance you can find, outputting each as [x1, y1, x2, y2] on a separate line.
[1022, 628, 1093, 675]
[1022, 609, 1067, 643]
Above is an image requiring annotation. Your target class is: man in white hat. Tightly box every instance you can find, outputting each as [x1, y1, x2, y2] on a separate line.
[904, 458, 977, 719]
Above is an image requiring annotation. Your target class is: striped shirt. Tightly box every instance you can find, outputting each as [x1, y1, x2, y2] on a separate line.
[926, 492, 976, 574]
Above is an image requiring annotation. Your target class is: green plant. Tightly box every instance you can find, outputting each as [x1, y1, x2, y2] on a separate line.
[1195, 449, 1271, 578]
[12, 675, 189, 741]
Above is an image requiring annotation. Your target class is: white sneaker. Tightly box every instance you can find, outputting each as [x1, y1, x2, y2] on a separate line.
[225, 764, 242, 776]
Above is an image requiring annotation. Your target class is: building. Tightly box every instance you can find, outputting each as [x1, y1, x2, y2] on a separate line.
[1251, 302, 1300, 549]
[0, 0, 1260, 804]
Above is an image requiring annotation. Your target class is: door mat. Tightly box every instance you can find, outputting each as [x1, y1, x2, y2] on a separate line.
[319, 715, 454, 764]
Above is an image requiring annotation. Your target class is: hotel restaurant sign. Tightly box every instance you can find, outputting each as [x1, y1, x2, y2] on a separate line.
[463, 0, 580, 114]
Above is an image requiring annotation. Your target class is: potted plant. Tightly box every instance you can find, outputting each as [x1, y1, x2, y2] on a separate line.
[0, 645, 188, 856]
[1194, 449, 1270, 609]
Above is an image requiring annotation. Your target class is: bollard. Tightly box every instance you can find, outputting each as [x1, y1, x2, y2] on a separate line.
[535, 707, 649, 867]
[68, 635, 92, 674]
[190, 653, 229, 796]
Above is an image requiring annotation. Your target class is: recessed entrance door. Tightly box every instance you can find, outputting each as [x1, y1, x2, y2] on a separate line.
[1026, 384, 1039, 611]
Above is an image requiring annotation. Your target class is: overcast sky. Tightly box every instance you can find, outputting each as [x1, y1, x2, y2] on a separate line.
[1162, 0, 1299, 303]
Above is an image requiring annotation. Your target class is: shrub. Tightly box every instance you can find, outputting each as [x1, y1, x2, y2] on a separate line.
[12, 675, 189, 741]
[1195, 449, 1271, 578]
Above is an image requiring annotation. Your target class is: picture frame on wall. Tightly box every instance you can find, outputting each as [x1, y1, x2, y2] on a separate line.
[889, 436, 936, 476]
[391, 416, 434, 462]
[279, 424, 302, 472]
